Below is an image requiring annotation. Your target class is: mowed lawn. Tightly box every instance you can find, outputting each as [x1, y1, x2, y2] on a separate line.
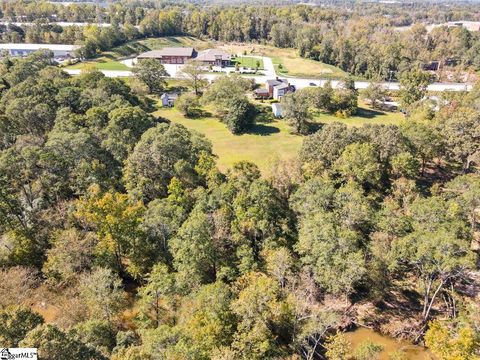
[135, 36, 213, 51]
[313, 106, 406, 127]
[220, 43, 348, 79]
[155, 105, 405, 174]
[155, 107, 303, 174]
[232, 56, 264, 69]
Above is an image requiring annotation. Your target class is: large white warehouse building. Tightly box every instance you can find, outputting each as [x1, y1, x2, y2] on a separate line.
[0, 43, 79, 58]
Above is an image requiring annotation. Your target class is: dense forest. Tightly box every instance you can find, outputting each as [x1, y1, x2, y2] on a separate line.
[0, 43, 479, 359]
[1, 1, 480, 79]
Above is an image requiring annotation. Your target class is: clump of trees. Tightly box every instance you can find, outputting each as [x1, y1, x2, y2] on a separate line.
[0, 50, 479, 359]
[176, 93, 201, 117]
[306, 81, 358, 117]
[203, 75, 256, 134]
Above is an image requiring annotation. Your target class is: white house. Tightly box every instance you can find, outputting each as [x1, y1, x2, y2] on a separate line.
[273, 82, 290, 100]
[0, 43, 79, 58]
[265, 78, 294, 100]
[161, 93, 178, 107]
[272, 103, 283, 118]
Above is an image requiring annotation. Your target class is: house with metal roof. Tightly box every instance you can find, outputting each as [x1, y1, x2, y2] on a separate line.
[194, 49, 231, 67]
[137, 47, 197, 64]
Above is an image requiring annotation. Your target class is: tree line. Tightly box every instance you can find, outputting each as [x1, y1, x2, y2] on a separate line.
[1, 1, 480, 78]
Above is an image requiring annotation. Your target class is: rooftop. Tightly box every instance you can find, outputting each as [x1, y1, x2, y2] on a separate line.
[0, 43, 79, 51]
[254, 88, 269, 94]
[161, 93, 179, 99]
[266, 78, 288, 86]
[274, 83, 290, 90]
[195, 48, 231, 62]
[138, 47, 195, 58]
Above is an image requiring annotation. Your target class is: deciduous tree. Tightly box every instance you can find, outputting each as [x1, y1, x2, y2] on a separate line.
[132, 59, 168, 94]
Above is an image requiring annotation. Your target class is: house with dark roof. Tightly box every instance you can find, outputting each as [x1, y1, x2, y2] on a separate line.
[137, 47, 197, 64]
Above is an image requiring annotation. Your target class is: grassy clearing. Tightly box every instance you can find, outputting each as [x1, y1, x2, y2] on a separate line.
[112, 36, 214, 58]
[313, 107, 406, 127]
[220, 43, 348, 79]
[155, 103, 404, 174]
[155, 107, 303, 174]
[65, 56, 130, 71]
[232, 56, 264, 69]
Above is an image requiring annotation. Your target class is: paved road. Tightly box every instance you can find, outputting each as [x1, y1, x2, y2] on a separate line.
[64, 66, 474, 92]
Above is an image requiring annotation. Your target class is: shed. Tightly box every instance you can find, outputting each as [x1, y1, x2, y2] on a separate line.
[272, 103, 283, 118]
[254, 88, 270, 99]
[161, 93, 178, 107]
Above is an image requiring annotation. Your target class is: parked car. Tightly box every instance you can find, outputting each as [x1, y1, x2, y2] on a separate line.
[309, 82, 317, 86]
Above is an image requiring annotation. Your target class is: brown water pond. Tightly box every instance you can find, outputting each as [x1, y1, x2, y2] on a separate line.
[344, 328, 432, 359]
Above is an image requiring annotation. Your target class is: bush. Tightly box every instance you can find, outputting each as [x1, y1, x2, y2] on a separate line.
[223, 96, 257, 134]
[176, 93, 201, 117]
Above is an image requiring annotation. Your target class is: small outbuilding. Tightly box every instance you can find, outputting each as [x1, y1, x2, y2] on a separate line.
[272, 103, 283, 118]
[253, 88, 270, 99]
[161, 93, 178, 107]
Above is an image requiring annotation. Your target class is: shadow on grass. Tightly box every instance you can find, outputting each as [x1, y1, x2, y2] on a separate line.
[183, 109, 213, 119]
[249, 123, 280, 136]
[166, 85, 189, 93]
[308, 122, 323, 133]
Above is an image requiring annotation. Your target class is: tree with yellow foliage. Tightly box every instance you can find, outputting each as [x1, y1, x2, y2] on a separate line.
[75, 185, 153, 278]
[425, 321, 480, 360]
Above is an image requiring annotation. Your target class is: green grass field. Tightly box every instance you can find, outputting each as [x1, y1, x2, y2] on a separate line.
[222, 43, 348, 79]
[155, 105, 405, 174]
[232, 57, 264, 69]
[112, 36, 213, 57]
[313, 107, 405, 127]
[65, 57, 130, 71]
[271, 55, 349, 79]
[155, 107, 303, 174]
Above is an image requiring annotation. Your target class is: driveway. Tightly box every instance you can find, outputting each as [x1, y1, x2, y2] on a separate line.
[64, 68, 474, 92]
